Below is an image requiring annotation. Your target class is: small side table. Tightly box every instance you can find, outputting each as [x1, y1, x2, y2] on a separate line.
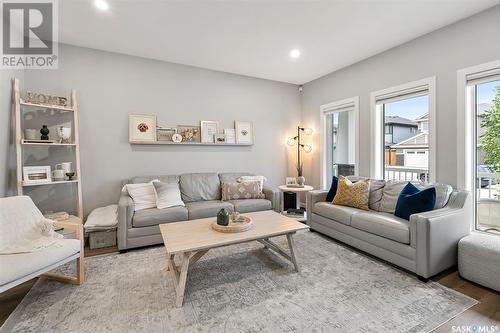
[278, 185, 314, 222]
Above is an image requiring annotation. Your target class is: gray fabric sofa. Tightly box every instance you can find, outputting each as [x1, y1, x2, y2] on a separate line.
[307, 177, 471, 279]
[118, 172, 279, 250]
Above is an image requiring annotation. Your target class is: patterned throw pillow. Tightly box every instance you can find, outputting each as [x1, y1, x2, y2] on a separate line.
[221, 181, 266, 201]
[332, 176, 370, 210]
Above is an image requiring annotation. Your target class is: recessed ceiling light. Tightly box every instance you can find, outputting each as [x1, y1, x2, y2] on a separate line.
[289, 49, 301, 59]
[94, 0, 109, 11]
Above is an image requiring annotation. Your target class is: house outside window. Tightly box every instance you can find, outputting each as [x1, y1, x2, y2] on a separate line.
[371, 77, 436, 183]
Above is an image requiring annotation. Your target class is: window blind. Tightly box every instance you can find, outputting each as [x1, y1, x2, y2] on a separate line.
[322, 102, 354, 115]
[466, 67, 500, 86]
[375, 85, 428, 105]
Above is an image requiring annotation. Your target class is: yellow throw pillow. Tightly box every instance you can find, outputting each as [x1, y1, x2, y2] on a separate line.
[332, 176, 370, 210]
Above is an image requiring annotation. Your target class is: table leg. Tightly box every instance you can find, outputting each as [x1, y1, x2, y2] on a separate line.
[295, 192, 300, 210]
[286, 233, 299, 272]
[175, 252, 190, 307]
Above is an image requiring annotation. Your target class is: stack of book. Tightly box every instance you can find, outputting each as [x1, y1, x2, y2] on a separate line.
[286, 208, 305, 216]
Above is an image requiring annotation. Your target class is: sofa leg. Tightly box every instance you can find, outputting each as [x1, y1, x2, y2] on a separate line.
[417, 275, 429, 283]
[309, 228, 315, 233]
[119, 249, 127, 254]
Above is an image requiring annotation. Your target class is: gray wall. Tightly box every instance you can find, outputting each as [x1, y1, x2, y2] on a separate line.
[301, 6, 500, 190]
[19, 44, 300, 215]
[0, 69, 23, 197]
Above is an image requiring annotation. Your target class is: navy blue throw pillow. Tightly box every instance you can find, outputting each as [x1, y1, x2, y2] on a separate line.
[325, 176, 339, 202]
[395, 182, 436, 220]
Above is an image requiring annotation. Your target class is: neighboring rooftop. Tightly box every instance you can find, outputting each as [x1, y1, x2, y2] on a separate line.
[385, 116, 417, 126]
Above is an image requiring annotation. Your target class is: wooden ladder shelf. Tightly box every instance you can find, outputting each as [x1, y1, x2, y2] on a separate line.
[12, 78, 83, 222]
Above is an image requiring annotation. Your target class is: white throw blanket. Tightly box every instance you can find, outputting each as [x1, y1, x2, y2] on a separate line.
[84, 204, 118, 232]
[0, 196, 63, 255]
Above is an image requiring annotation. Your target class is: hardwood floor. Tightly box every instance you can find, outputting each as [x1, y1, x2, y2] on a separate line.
[0, 248, 498, 330]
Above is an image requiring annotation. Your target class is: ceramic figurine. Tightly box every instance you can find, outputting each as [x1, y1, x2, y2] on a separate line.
[217, 208, 230, 226]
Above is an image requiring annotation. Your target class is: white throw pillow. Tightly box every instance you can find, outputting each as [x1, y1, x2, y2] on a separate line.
[237, 175, 267, 192]
[152, 181, 185, 209]
[124, 181, 158, 211]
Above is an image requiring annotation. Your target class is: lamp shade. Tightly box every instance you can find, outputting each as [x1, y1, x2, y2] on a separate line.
[303, 128, 313, 136]
[303, 144, 313, 153]
[287, 138, 297, 146]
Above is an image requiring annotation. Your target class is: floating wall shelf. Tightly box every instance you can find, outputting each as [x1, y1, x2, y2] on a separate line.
[129, 141, 253, 146]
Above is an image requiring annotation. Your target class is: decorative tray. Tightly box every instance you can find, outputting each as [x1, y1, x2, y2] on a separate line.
[211, 216, 253, 233]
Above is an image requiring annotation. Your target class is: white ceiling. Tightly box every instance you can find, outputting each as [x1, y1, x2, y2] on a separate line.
[59, 0, 500, 84]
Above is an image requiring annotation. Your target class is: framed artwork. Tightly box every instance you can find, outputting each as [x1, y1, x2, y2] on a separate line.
[200, 120, 219, 143]
[23, 166, 52, 184]
[157, 127, 177, 141]
[224, 128, 236, 144]
[177, 125, 201, 142]
[285, 177, 297, 186]
[129, 113, 157, 142]
[214, 133, 226, 144]
[235, 121, 253, 144]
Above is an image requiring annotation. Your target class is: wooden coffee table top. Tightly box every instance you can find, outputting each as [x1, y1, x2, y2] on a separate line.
[159, 210, 309, 254]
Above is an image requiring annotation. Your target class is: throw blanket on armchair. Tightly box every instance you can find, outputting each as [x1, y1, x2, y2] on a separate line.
[0, 196, 63, 254]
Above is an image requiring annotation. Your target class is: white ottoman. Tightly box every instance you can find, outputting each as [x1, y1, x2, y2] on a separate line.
[458, 233, 500, 292]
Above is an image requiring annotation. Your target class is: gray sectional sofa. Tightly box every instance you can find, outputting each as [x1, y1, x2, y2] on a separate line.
[307, 177, 471, 279]
[118, 172, 279, 251]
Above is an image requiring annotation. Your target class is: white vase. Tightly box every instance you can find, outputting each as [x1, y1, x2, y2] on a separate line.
[297, 176, 305, 186]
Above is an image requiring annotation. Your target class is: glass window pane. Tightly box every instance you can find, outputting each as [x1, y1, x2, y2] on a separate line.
[383, 95, 429, 182]
[325, 111, 356, 182]
[475, 79, 500, 234]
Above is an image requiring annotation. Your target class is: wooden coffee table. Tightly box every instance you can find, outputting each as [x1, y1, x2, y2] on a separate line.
[159, 210, 309, 307]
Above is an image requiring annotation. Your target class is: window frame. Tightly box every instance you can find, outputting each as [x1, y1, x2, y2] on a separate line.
[457, 59, 500, 233]
[370, 77, 436, 182]
[319, 96, 359, 189]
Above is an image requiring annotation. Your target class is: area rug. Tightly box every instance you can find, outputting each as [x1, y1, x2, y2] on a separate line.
[1, 231, 476, 332]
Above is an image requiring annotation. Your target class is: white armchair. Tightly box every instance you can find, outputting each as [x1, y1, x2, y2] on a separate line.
[0, 196, 84, 292]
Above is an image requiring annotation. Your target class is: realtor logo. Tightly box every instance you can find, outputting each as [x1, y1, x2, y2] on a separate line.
[1, 0, 58, 69]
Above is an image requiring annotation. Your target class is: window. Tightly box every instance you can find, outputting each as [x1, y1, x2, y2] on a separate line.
[370, 77, 435, 182]
[320, 97, 359, 189]
[470, 77, 499, 233]
[458, 60, 500, 235]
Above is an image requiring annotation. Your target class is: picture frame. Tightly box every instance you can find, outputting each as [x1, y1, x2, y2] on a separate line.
[200, 120, 219, 143]
[214, 133, 226, 144]
[224, 128, 236, 144]
[177, 125, 201, 142]
[235, 121, 253, 144]
[129, 113, 157, 142]
[23, 166, 52, 184]
[285, 177, 297, 186]
[157, 127, 177, 141]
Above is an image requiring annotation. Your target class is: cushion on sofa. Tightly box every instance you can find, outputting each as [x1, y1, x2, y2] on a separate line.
[351, 211, 410, 244]
[152, 181, 185, 209]
[332, 176, 370, 210]
[347, 176, 386, 211]
[313, 202, 363, 225]
[124, 181, 158, 211]
[221, 181, 265, 200]
[325, 176, 338, 202]
[180, 173, 221, 202]
[133, 206, 188, 227]
[185, 200, 234, 220]
[394, 182, 436, 220]
[379, 181, 452, 214]
[0, 239, 80, 287]
[229, 199, 271, 213]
